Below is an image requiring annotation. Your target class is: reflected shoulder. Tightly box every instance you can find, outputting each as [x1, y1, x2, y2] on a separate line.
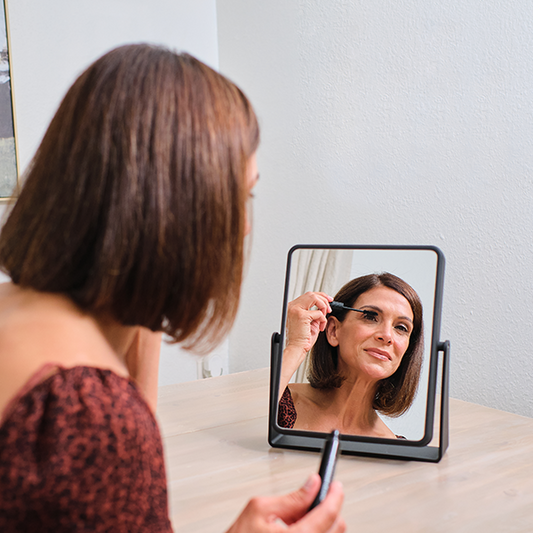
[288, 382, 323, 407]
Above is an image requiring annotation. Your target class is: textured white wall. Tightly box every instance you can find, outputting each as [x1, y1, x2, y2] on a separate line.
[218, 1, 533, 417]
[2, 0, 220, 385]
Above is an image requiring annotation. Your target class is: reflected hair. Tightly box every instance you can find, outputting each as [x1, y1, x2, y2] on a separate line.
[0, 44, 259, 352]
[307, 273, 424, 417]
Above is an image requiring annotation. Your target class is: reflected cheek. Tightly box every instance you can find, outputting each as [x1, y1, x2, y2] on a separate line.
[395, 340, 410, 360]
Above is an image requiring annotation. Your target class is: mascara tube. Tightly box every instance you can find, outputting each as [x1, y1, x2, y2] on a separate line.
[308, 430, 340, 511]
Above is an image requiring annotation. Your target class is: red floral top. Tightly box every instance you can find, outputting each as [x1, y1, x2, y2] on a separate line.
[278, 386, 297, 429]
[0, 365, 173, 532]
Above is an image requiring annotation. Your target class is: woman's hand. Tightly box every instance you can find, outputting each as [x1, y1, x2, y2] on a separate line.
[285, 292, 333, 356]
[226, 474, 345, 533]
[278, 292, 333, 397]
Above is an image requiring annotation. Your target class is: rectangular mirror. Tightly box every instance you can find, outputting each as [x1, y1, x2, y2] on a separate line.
[268, 244, 449, 462]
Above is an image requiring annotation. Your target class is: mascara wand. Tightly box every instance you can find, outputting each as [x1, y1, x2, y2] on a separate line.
[330, 301, 378, 318]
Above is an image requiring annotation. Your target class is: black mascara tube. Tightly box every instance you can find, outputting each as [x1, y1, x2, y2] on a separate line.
[308, 430, 340, 511]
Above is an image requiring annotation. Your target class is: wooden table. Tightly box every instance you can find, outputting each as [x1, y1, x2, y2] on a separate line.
[157, 368, 533, 532]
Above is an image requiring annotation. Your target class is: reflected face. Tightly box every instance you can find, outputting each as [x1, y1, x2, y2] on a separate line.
[244, 152, 259, 236]
[326, 286, 414, 381]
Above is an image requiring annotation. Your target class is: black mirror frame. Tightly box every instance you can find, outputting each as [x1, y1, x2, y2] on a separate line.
[268, 244, 449, 463]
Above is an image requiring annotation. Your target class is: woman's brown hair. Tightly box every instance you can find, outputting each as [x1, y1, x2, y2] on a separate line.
[0, 44, 259, 351]
[307, 273, 424, 416]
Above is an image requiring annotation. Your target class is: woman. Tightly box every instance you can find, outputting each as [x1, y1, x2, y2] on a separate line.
[0, 45, 344, 532]
[278, 273, 424, 439]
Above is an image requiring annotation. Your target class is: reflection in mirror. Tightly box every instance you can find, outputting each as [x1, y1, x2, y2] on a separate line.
[269, 246, 447, 460]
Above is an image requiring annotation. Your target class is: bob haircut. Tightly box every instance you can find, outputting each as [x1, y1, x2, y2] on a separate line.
[307, 272, 424, 417]
[0, 44, 259, 352]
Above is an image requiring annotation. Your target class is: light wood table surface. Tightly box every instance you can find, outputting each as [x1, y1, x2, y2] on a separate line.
[157, 368, 533, 532]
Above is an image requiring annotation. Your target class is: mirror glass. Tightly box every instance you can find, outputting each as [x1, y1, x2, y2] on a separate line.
[273, 245, 444, 443]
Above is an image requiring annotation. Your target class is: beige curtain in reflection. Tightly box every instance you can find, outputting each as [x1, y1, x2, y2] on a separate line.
[289, 249, 352, 383]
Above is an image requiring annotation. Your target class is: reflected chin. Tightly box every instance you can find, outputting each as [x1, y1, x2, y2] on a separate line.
[358, 360, 397, 381]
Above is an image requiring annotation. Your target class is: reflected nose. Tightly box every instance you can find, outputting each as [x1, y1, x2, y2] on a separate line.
[376, 324, 393, 345]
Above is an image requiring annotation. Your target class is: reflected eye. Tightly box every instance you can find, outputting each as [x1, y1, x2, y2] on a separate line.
[362, 311, 378, 322]
[395, 324, 411, 335]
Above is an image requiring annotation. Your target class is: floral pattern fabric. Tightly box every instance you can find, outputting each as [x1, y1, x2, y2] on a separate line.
[0, 365, 173, 532]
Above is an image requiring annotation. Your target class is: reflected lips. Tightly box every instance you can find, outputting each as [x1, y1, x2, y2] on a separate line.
[365, 348, 391, 361]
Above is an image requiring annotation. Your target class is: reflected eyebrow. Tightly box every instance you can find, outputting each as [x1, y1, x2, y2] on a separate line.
[360, 305, 413, 324]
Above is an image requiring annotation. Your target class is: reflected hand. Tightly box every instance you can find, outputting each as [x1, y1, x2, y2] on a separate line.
[286, 292, 333, 356]
[226, 474, 345, 533]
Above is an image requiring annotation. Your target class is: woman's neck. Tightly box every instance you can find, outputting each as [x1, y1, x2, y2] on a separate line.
[320, 378, 381, 434]
[93, 311, 138, 364]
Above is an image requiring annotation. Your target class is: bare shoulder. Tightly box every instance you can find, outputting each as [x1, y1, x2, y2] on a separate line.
[288, 382, 325, 408]
[0, 283, 126, 417]
[287, 382, 309, 403]
[289, 383, 336, 431]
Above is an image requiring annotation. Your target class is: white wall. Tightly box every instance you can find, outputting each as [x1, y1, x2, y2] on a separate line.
[3, 0, 221, 385]
[7, 0, 218, 171]
[218, 1, 533, 417]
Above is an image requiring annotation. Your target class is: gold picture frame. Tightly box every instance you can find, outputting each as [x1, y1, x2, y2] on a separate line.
[0, 0, 18, 201]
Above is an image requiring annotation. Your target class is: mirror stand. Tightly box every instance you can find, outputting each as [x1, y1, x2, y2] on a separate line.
[268, 334, 450, 463]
